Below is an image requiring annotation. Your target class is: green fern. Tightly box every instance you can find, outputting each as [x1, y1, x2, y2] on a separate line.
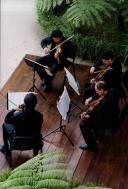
[124, 46, 128, 67]
[120, 0, 128, 23]
[66, 0, 115, 28]
[37, 0, 64, 12]
[0, 152, 110, 189]
[0, 170, 11, 182]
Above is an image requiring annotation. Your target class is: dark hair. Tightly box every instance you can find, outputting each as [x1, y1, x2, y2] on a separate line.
[50, 29, 63, 38]
[100, 50, 114, 60]
[24, 93, 37, 108]
[95, 81, 109, 91]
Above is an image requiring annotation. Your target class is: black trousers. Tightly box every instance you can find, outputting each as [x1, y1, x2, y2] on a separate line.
[79, 118, 98, 148]
[2, 123, 16, 150]
[35, 55, 63, 87]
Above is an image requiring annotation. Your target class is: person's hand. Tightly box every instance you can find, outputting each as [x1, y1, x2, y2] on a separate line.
[54, 51, 59, 59]
[81, 112, 90, 120]
[43, 47, 50, 54]
[84, 97, 92, 107]
[54, 47, 62, 59]
[90, 66, 95, 74]
[90, 78, 96, 84]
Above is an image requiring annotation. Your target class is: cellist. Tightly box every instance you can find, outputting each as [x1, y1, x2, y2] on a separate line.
[79, 81, 120, 152]
[83, 51, 122, 102]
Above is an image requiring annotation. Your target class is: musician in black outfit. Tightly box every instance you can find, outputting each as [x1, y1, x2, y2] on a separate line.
[35, 29, 75, 92]
[80, 81, 120, 152]
[83, 51, 122, 102]
[0, 93, 43, 154]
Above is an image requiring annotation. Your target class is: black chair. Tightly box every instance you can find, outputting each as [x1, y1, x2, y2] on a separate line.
[6, 134, 43, 167]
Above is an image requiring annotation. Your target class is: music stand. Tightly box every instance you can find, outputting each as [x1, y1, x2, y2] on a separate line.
[43, 86, 74, 146]
[43, 116, 74, 146]
[64, 67, 83, 119]
[24, 58, 47, 101]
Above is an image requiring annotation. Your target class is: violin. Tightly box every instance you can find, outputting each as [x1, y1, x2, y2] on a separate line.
[80, 96, 104, 121]
[91, 66, 112, 86]
[95, 66, 112, 80]
[54, 44, 62, 63]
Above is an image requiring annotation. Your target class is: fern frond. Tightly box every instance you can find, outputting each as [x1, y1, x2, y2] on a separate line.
[66, 0, 115, 28]
[8, 170, 36, 180]
[2, 178, 37, 188]
[73, 187, 110, 189]
[43, 162, 67, 171]
[36, 169, 71, 181]
[0, 170, 11, 182]
[38, 0, 64, 12]
[7, 186, 32, 189]
[37, 178, 70, 189]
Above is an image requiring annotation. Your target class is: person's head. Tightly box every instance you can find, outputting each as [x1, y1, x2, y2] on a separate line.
[50, 29, 63, 44]
[95, 81, 109, 96]
[24, 93, 37, 110]
[100, 51, 114, 66]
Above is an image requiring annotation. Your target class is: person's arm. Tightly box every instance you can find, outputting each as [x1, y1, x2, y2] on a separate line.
[41, 37, 52, 49]
[4, 109, 23, 124]
[4, 109, 16, 123]
[90, 58, 103, 74]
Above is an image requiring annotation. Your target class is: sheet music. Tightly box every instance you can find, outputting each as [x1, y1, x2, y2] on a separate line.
[7, 92, 32, 110]
[64, 67, 80, 95]
[57, 86, 71, 120]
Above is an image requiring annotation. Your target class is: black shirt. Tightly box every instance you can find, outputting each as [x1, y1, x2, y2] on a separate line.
[89, 89, 119, 129]
[93, 58, 122, 89]
[41, 36, 76, 66]
[5, 109, 43, 136]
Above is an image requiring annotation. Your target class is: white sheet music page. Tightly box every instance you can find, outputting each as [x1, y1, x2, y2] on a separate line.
[7, 92, 31, 110]
[57, 86, 71, 120]
[64, 67, 80, 95]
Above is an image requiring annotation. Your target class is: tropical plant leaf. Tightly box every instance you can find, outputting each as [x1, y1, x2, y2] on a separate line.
[66, 0, 115, 28]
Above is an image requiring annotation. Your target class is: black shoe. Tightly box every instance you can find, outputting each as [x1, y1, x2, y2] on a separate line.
[79, 144, 98, 152]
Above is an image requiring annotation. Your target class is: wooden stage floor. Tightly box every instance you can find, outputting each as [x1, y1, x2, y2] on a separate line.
[0, 55, 128, 189]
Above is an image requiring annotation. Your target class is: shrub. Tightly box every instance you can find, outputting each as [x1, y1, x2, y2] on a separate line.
[36, 0, 128, 65]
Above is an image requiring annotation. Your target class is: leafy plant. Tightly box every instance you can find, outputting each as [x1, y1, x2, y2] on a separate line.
[37, 0, 64, 12]
[0, 152, 109, 189]
[124, 45, 128, 67]
[36, 0, 128, 64]
[66, 0, 115, 28]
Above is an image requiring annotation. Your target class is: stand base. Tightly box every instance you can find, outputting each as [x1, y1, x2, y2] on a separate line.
[43, 125, 74, 146]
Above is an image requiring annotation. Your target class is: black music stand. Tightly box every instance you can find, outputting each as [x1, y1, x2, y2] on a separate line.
[24, 58, 47, 101]
[43, 115, 74, 146]
[63, 68, 83, 120]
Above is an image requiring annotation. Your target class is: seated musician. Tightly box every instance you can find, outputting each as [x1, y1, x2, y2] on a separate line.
[83, 50, 122, 102]
[80, 81, 120, 152]
[35, 29, 74, 92]
[0, 93, 43, 154]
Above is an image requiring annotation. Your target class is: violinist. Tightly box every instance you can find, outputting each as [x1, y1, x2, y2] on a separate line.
[79, 81, 120, 152]
[35, 29, 74, 92]
[0, 93, 43, 155]
[83, 51, 122, 102]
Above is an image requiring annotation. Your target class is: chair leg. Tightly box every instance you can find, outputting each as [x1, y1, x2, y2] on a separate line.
[33, 149, 38, 156]
[40, 147, 43, 153]
[9, 150, 12, 167]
